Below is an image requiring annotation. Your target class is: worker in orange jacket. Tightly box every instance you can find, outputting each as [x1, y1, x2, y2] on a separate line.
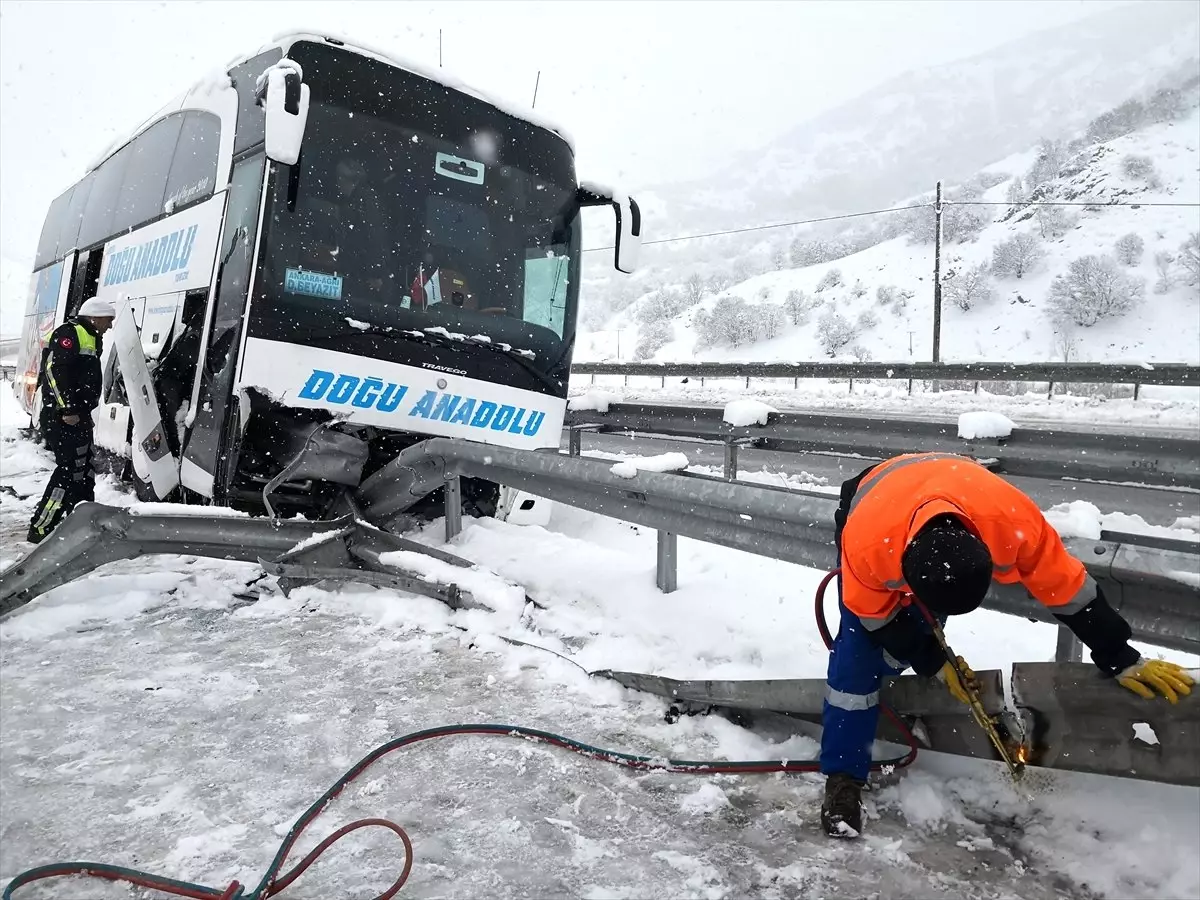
[820, 452, 1194, 839]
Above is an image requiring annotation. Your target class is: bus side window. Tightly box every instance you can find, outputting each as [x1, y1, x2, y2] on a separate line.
[78, 145, 132, 250]
[114, 115, 184, 232]
[165, 112, 220, 213]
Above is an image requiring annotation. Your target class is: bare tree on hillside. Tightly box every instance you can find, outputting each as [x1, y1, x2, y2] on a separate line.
[1005, 176, 1027, 206]
[943, 262, 996, 311]
[1154, 251, 1175, 294]
[850, 279, 868, 299]
[816, 268, 843, 292]
[1113, 233, 1145, 267]
[1048, 255, 1145, 327]
[856, 308, 880, 330]
[1121, 154, 1160, 186]
[634, 321, 673, 360]
[991, 232, 1045, 279]
[816, 311, 859, 357]
[771, 244, 788, 271]
[635, 288, 690, 325]
[684, 273, 708, 305]
[784, 289, 812, 325]
[1180, 233, 1200, 287]
[1036, 204, 1074, 240]
[1027, 138, 1068, 188]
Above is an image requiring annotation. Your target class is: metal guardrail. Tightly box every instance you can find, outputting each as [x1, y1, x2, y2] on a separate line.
[564, 401, 1200, 490]
[603, 662, 1200, 787]
[0, 504, 526, 618]
[2, 438, 1198, 785]
[571, 359, 1200, 388]
[354, 438, 1199, 655]
[4, 439, 1198, 655]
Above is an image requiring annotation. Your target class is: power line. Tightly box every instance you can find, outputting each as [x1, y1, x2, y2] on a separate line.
[580, 203, 929, 254]
[947, 199, 1200, 208]
[580, 197, 1199, 254]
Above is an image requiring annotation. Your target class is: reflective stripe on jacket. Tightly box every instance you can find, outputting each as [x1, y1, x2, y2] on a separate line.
[840, 452, 1095, 629]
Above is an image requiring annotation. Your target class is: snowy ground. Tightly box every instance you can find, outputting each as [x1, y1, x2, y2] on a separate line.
[2, 391, 1199, 899]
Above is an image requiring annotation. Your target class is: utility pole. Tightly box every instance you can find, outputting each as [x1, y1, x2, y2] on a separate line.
[931, 180, 944, 364]
[531, 70, 541, 109]
[908, 330, 914, 357]
[439, 29, 443, 67]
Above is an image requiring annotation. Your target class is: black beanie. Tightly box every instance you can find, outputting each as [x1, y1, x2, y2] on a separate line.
[901, 514, 993, 616]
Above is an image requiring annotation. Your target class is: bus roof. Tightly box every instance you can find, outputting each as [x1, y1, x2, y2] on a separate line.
[87, 29, 575, 177]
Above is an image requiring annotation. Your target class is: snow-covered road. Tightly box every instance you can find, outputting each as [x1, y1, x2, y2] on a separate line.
[3, 573, 1197, 900]
[2, 390, 1199, 899]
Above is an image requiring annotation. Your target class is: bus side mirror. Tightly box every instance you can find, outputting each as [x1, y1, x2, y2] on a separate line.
[577, 183, 643, 275]
[256, 59, 310, 166]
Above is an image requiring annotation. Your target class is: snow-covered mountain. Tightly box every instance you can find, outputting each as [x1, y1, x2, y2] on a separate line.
[638, 1, 1200, 235]
[581, 100, 1200, 365]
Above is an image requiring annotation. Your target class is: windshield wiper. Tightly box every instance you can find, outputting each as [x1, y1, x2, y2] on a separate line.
[309, 320, 564, 395]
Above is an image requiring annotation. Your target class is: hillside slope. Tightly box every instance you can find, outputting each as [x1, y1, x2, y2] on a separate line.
[583, 107, 1200, 365]
[640, 1, 1199, 235]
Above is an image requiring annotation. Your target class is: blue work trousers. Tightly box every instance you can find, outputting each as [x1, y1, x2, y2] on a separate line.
[819, 598, 937, 782]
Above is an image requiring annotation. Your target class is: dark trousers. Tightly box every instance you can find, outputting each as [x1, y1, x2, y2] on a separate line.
[29, 416, 95, 541]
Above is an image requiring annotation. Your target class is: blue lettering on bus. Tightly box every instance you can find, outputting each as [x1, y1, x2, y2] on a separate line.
[297, 368, 545, 436]
[104, 224, 200, 287]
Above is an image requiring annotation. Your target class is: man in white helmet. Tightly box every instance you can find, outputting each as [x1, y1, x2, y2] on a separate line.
[27, 296, 116, 543]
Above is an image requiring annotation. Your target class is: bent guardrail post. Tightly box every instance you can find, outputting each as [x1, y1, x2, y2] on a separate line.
[0, 503, 349, 618]
[1013, 662, 1200, 786]
[597, 669, 1010, 762]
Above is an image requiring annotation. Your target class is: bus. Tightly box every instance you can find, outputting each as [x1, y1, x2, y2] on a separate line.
[14, 31, 641, 520]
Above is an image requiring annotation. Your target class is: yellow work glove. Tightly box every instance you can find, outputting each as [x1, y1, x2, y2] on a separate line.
[1117, 658, 1195, 704]
[935, 655, 980, 705]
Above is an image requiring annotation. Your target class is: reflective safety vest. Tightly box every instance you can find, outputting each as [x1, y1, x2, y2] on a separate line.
[41, 321, 102, 413]
[839, 452, 1096, 632]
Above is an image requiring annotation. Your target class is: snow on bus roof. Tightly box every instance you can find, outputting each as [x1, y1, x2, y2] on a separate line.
[84, 70, 234, 175]
[263, 29, 575, 150]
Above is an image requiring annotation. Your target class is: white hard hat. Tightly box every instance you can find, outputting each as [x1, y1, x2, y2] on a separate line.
[77, 296, 116, 318]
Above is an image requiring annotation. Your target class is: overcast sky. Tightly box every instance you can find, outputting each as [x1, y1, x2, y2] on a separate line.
[0, 0, 1128, 266]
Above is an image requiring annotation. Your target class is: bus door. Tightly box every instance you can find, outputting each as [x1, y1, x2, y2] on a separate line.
[180, 154, 267, 500]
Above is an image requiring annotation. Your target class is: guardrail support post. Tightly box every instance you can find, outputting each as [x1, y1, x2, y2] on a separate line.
[1055, 625, 1083, 663]
[1134, 382, 1141, 401]
[745, 376, 751, 389]
[445, 476, 463, 541]
[567, 424, 603, 457]
[907, 378, 913, 395]
[724, 440, 739, 481]
[657, 530, 678, 593]
[848, 377, 854, 394]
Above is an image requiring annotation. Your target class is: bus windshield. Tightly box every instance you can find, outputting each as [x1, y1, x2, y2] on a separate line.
[251, 40, 581, 378]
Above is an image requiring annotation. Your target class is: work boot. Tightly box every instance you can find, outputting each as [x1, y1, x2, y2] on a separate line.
[821, 773, 864, 838]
